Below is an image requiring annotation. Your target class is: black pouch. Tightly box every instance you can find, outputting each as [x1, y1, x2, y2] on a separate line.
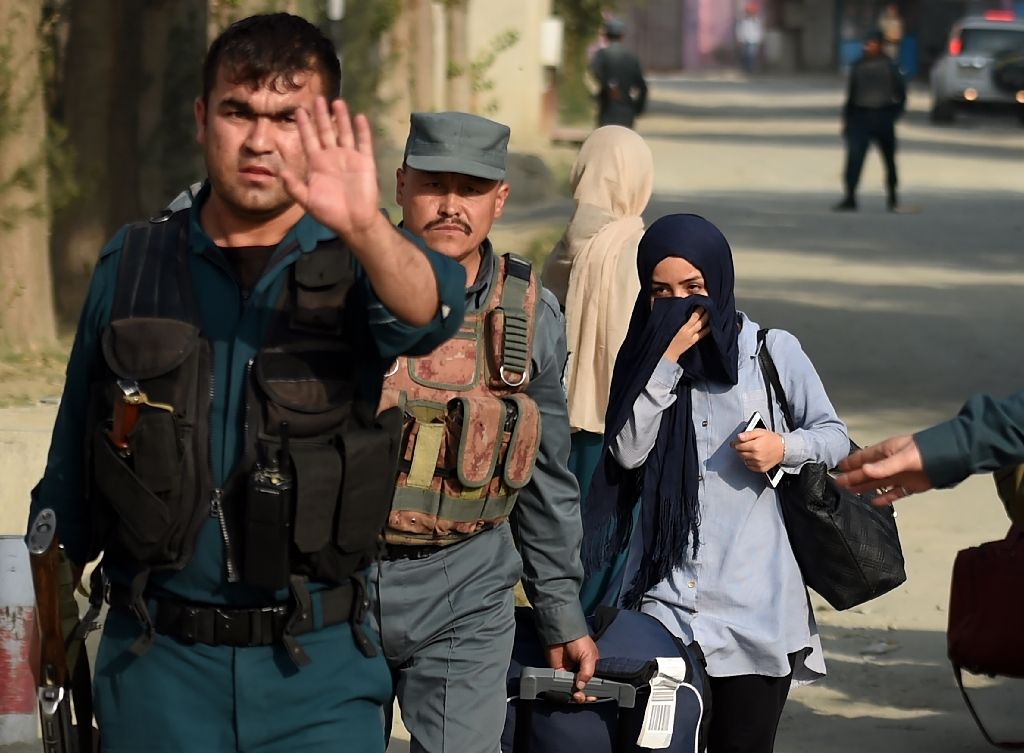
[335, 406, 403, 553]
[248, 348, 350, 558]
[243, 439, 294, 590]
[93, 423, 173, 563]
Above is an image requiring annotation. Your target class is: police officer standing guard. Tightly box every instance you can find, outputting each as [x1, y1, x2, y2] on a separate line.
[27, 14, 466, 752]
[377, 112, 599, 753]
[590, 18, 648, 129]
[834, 32, 906, 212]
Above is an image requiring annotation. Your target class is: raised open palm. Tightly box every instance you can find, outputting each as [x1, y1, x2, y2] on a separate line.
[282, 97, 380, 238]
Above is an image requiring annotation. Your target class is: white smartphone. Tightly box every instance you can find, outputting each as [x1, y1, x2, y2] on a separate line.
[743, 411, 785, 488]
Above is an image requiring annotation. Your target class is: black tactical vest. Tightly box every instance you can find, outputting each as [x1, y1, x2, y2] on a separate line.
[88, 210, 402, 591]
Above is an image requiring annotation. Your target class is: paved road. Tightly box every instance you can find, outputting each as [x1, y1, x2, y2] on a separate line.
[3, 72, 1022, 752]
[631, 72, 1024, 753]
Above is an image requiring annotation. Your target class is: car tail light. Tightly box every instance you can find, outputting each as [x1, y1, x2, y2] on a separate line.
[949, 35, 963, 56]
[983, 10, 1015, 21]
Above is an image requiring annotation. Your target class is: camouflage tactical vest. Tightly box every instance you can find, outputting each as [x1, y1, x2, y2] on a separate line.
[378, 254, 543, 546]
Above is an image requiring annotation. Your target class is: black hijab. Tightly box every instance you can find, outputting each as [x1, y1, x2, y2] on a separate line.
[582, 214, 739, 607]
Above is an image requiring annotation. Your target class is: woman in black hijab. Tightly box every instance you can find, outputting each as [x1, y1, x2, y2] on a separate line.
[582, 214, 849, 753]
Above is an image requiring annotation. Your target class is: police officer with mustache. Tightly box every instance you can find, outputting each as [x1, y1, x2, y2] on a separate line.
[375, 111, 599, 753]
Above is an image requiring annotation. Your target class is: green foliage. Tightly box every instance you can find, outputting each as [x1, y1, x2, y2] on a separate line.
[552, 0, 619, 124]
[337, 0, 401, 119]
[447, 29, 521, 115]
[0, 9, 47, 232]
[38, 1, 78, 215]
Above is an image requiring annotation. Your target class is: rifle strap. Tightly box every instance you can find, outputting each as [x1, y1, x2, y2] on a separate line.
[281, 575, 313, 668]
[67, 564, 104, 747]
[73, 648, 94, 751]
[126, 568, 156, 656]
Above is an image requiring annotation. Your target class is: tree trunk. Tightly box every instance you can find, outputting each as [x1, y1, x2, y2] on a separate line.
[48, 0, 123, 326]
[410, 0, 435, 112]
[446, 0, 471, 111]
[383, 0, 435, 117]
[134, 0, 207, 214]
[0, 0, 58, 350]
[51, 0, 206, 327]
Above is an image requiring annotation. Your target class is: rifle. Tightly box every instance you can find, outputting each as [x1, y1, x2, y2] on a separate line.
[28, 508, 94, 753]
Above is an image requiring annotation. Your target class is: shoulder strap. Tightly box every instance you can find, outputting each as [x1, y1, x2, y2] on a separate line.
[497, 254, 534, 381]
[953, 665, 1024, 749]
[111, 209, 196, 324]
[756, 328, 796, 433]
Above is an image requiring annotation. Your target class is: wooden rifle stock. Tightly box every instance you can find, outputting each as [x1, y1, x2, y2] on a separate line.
[28, 508, 79, 753]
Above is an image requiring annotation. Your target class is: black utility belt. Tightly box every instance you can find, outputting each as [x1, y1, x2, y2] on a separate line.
[107, 582, 357, 648]
[380, 527, 496, 561]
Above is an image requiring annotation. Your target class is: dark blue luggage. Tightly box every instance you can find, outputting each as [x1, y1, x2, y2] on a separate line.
[503, 606, 710, 753]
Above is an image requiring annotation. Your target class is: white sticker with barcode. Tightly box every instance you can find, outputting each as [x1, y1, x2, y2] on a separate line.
[636, 658, 690, 749]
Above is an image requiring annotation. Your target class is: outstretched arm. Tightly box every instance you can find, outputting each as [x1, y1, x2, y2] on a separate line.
[836, 435, 928, 505]
[282, 97, 440, 327]
[838, 391, 1024, 504]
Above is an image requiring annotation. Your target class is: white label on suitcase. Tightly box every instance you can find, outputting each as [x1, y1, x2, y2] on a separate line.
[637, 658, 690, 749]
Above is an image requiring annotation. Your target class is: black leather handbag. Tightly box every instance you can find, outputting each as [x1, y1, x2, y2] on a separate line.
[757, 330, 907, 610]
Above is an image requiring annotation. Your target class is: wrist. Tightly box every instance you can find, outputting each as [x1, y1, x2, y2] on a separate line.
[343, 209, 392, 256]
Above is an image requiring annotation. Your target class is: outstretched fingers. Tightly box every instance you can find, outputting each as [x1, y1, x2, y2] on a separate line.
[314, 96, 338, 150]
[332, 99, 355, 151]
[353, 112, 374, 156]
[295, 103, 322, 161]
[280, 165, 309, 208]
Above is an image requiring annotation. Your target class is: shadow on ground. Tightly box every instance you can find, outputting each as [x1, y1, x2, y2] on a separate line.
[781, 623, 1024, 753]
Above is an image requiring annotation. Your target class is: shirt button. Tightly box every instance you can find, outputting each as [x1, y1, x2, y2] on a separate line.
[701, 420, 708, 427]
[687, 580, 696, 589]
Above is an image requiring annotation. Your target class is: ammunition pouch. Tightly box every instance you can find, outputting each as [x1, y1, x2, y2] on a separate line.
[380, 254, 542, 547]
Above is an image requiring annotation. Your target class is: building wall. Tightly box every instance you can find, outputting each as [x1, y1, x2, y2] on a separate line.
[379, 0, 552, 149]
[466, 0, 552, 149]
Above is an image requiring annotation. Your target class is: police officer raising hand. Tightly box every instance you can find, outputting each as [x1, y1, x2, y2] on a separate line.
[283, 97, 444, 327]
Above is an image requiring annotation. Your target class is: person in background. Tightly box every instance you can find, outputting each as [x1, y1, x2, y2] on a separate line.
[834, 31, 906, 212]
[837, 391, 1024, 505]
[541, 125, 654, 499]
[878, 3, 905, 63]
[590, 18, 648, 129]
[583, 214, 849, 753]
[736, 2, 766, 74]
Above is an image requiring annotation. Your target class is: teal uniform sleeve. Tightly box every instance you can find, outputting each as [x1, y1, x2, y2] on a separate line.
[915, 391, 1024, 489]
[360, 229, 466, 362]
[511, 287, 589, 646]
[27, 228, 125, 566]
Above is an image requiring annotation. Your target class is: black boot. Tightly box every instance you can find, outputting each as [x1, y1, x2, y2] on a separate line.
[833, 195, 857, 211]
[887, 189, 898, 212]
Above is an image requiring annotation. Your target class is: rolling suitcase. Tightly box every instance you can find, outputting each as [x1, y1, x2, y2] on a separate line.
[503, 606, 710, 753]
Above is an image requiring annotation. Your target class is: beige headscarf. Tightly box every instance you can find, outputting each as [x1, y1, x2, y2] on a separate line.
[541, 126, 654, 434]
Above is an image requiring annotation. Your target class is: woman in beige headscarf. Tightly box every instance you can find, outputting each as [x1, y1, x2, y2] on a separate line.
[542, 125, 654, 498]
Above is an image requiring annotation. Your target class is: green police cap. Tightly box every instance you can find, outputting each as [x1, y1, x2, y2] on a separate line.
[403, 111, 510, 180]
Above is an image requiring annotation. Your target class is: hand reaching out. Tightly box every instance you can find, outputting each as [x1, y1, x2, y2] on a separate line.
[835, 435, 930, 505]
[281, 97, 383, 241]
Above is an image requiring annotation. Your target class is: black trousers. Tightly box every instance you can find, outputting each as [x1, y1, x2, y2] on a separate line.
[707, 659, 796, 753]
[843, 109, 898, 198]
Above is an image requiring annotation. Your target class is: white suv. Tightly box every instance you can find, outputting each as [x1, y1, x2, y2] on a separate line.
[929, 11, 1024, 123]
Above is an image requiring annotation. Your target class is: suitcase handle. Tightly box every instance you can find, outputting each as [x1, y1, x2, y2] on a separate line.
[518, 668, 638, 708]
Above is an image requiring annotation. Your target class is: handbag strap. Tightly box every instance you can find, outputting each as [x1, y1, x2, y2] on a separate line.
[755, 329, 796, 433]
[952, 665, 1024, 749]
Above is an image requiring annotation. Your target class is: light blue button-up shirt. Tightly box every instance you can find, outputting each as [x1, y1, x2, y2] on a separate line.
[612, 313, 848, 683]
